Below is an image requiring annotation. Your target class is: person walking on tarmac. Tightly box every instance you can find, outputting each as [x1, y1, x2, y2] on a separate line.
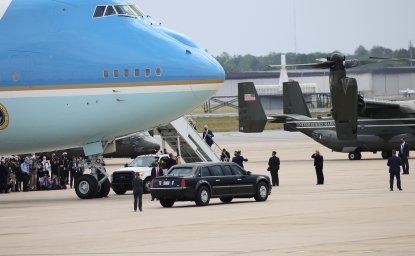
[311, 150, 324, 185]
[132, 172, 143, 212]
[268, 151, 280, 186]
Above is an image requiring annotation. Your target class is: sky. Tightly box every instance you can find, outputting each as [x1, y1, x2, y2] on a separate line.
[138, 0, 415, 57]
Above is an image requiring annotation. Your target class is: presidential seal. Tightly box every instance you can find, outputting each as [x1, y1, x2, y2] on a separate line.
[0, 103, 9, 130]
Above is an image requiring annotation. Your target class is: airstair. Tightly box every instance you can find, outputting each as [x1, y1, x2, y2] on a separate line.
[157, 116, 221, 163]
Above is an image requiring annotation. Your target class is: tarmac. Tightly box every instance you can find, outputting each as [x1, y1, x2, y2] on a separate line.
[1, 131, 415, 256]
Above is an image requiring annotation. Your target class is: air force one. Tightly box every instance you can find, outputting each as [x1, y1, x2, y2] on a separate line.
[0, 0, 224, 198]
[239, 81, 415, 161]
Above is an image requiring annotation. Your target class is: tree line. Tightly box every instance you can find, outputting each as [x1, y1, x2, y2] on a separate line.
[215, 45, 415, 72]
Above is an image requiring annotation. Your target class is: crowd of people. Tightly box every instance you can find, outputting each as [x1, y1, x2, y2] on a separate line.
[0, 153, 86, 194]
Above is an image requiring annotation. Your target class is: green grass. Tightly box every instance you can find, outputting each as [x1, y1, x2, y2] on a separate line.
[191, 111, 329, 132]
[192, 116, 281, 132]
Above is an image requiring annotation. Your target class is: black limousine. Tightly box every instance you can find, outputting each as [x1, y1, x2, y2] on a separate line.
[150, 162, 271, 207]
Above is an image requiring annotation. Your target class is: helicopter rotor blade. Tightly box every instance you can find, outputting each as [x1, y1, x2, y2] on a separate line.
[369, 56, 415, 62]
[268, 61, 334, 69]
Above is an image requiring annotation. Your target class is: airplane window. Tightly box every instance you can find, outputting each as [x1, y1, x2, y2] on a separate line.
[124, 69, 129, 78]
[113, 69, 119, 78]
[93, 6, 106, 18]
[105, 6, 116, 16]
[12, 72, 19, 82]
[155, 68, 162, 76]
[103, 70, 109, 78]
[145, 68, 151, 77]
[134, 68, 139, 77]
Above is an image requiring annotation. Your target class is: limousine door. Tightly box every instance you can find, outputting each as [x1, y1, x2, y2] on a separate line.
[229, 164, 255, 195]
[202, 166, 233, 196]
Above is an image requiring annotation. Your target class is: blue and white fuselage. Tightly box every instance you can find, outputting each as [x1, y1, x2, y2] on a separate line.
[0, 0, 224, 155]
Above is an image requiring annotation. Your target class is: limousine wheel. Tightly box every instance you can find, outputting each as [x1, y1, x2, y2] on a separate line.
[160, 198, 175, 208]
[254, 181, 269, 202]
[112, 188, 127, 195]
[195, 186, 210, 206]
[220, 197, 233, 203]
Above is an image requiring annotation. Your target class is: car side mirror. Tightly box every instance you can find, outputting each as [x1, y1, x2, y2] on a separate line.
[124, 163, 128, 167]
[246, 171, 252, 175]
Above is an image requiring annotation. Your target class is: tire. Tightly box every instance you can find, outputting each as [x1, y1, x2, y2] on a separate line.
[195, 186, 210, 206]
[348, 152, 357, 160]
[112, 188, 127, 195]
[143, 178, 151, 194]
[95, 179, 111, 198]
[356, 152, 362, 160]
[219, 197, 233, 203]
[160, 198, 175, 208]
[75, 174, 99, 199]
[254, 181, 269, 202]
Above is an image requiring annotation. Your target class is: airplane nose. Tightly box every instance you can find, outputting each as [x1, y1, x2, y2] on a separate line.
[183, 48, 225, 100]
[189, 49, 224, 79]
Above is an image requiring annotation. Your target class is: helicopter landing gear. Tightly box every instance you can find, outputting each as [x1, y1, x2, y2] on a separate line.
[348, 151, 362, 160]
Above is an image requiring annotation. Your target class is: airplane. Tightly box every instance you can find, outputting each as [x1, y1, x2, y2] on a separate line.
[400, 88, 415, 97]
[27, 131, 160, 160]
[267, 54, 415, 141]
[238, 81, 415, 160]
[0, 0, 224, 199]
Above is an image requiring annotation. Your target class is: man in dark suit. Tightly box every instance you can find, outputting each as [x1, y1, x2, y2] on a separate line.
[232, 150, 248, 168]
[202, 125, 214, 147]
[132, 172, 143, 212]
[399, 137, 409, 174]
[311, 150, 324, 185]
[268, 151, 280, 186]
[388, 149, 402, 191]
[150, 162, 163, 201]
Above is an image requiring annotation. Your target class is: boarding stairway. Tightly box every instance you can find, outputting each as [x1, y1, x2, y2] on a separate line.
[157, 116, 221, 163]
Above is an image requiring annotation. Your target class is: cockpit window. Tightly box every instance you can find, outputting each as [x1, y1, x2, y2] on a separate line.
[104, 6, 116, 16]
[93, 6, 106, 18]
[114, 5, 143, 17]
[93, 5, 143, 18]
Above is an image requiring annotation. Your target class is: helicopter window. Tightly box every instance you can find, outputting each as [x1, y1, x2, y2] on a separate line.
[93, 6, 106, 18]
[103, 70, 109, 78]
[134, 68, 140, 77]
[104, 6, 116, 16]
[145, 68, 151, 77]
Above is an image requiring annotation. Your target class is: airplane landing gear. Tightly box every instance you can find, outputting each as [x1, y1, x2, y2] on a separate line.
[74, 156, 110, 199]
[348, 151, 362, 160]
